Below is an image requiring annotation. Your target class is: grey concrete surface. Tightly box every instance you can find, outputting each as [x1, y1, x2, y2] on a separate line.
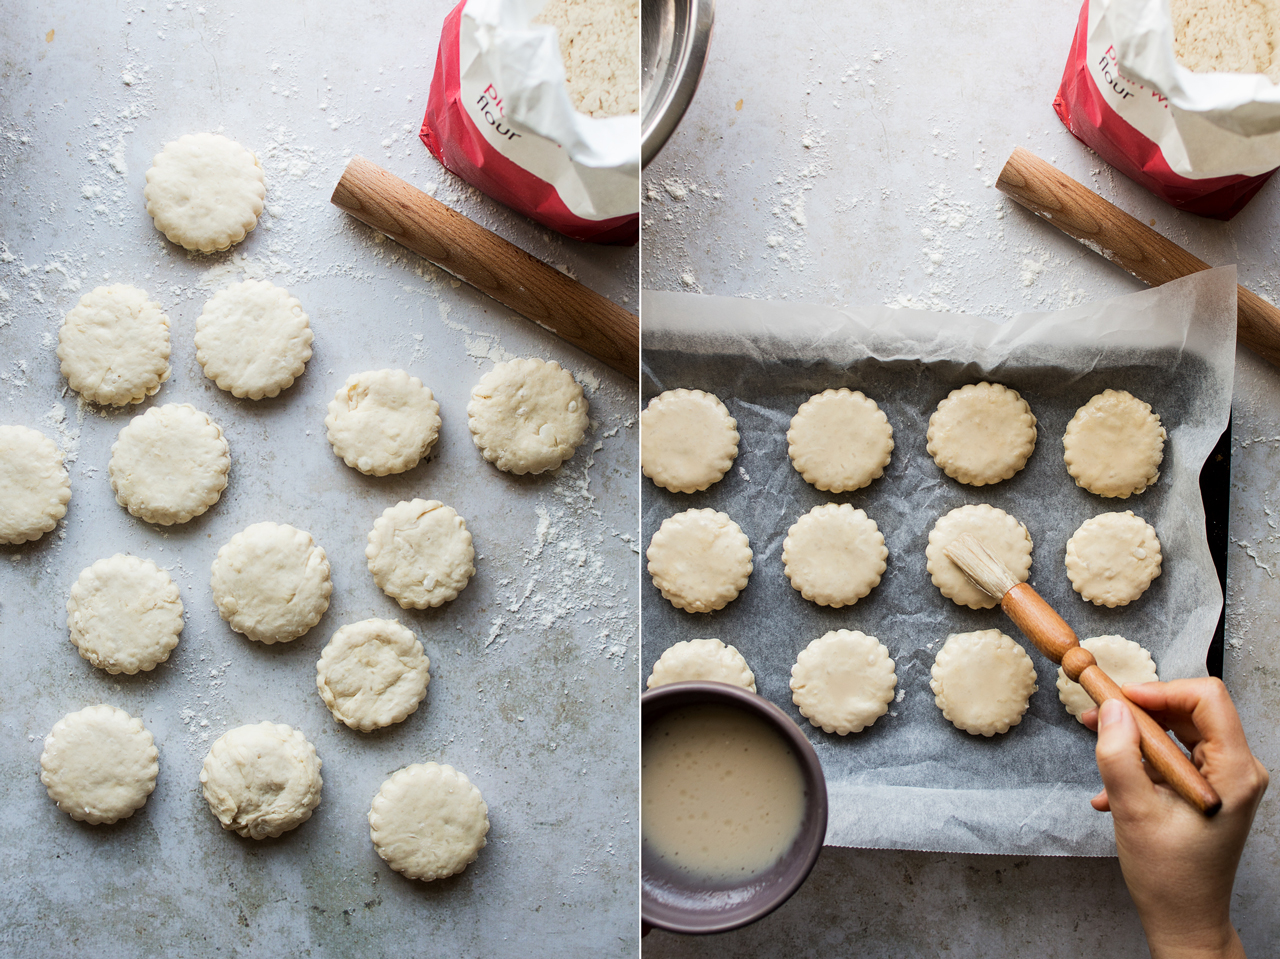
[0, 1, 639, 955]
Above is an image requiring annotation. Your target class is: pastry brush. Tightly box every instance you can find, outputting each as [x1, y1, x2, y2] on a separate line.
[944, 532, 1221, 816]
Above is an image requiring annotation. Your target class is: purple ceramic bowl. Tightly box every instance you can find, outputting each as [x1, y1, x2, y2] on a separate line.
[640, 681, 828, 935]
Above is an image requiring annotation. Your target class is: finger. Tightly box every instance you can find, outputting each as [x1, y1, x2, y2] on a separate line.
[1123, 679, 1249, 754]
[1120, 688, 1203, 750]
[1094, 698, 1157, 815]
[1080, 707, 1098, 731]
[1090, 787, 1111, 812]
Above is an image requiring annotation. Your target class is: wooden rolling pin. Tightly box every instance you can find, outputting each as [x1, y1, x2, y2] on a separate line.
[945, 533, 1222, 816]
[996, 147, 1280, 368]
[331, 156, 638, 380]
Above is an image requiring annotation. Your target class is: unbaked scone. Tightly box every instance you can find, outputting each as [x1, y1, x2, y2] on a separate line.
[790, 629, 897, 735]
[646, 509, 753, 613]
[200, 722, 322, 839]
[369, 762, 489, 881]
[787, 388, 894, 492]
[67, 555, 183, 674]
[1056, 635, 1159, 722]
[926, 504, 1033, 609]
[646, 638, 756, 691]
[144, 133, 265, 253]
[211, 522, 332, 644]
[40, 704, 158, 824]
[1063, 389, 1166, 498]
[930, 630, 1038, 737]
[316, 619, 431, 732]
[325, 370, 441, 476]
[366, 499, 475, 609]
[467, 357, 588, 474]
[927, 382, 1036, 486]
[108, 404, 230, 525]
[57, 285, 171, 406]
[1065, 511, 1162, 607]
[640, 389, 738, 492]
[0, 425, 71, 544]
[781, 503, 888, 607]
[196, 280, 312, 399]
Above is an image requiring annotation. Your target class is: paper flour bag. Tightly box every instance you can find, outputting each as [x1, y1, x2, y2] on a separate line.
[421, 0, 640, 244]
[1055, 0, 1280, 218]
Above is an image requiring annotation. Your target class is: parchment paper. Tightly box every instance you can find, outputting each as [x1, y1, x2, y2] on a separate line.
[640, 267, 1237, 857]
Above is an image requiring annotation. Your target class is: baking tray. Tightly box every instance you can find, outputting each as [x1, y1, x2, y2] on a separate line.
[639, 273, 1235, 858]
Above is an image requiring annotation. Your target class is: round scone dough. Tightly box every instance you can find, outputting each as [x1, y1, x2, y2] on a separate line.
[640, 389, 739, 493]
[144, 132, 265, 253]
[930, 630, 1039, 737]
[782, 503, 888, 607]
[109, 404, 230, 525]
[790, 629, 897, 735]
[467, 357, 588, 474]
[926, 504, 1033, 609]
[211, 523, 332, 644]
[57, 285, 171, 406]
[1063, 389, 1166, 498]
[369, 762, 489, 881]
[39, 705, 158, 824]
[325, 370, 441, 476]
[196, 280, 312, 399]
[200, 722, 322, 839]
[1065, 511, 1162, 607]
[366, 499, 475, 609]
[646, 638, 756, 691]
[316, 619, 431, 732]
[646, 509, 753, 613]
[1057, 635, 1159, 722]
[0, 425, 71, 544]
[787, 388, 894, 492]
[927, 382, 1037, 486]
[67, 555, 183, 674]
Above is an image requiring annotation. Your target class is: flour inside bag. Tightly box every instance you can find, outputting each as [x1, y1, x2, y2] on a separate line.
[421, 0, 639, 244]
[1055, 0, 1280, 218]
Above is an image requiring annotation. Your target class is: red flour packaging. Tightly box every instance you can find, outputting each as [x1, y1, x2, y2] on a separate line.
[422, 0, 639, 244]
[1055, 0, 1280, 219]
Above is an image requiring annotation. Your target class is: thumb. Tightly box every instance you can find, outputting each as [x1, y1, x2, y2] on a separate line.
[1094, 699, 1155, 814]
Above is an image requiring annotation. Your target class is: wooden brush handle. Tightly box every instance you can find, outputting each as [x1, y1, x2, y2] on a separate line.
[1002, 584, 1222, 816]
[331, 156, 639, 380]
[1000, 582, 1079, 663]
[996, 147, 1280, 368]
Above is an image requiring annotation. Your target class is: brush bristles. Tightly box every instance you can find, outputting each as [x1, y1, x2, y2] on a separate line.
[944, 533, 1020, 600]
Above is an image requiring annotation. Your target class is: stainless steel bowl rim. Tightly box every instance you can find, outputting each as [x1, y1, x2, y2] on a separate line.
[641, 0, 715, 168]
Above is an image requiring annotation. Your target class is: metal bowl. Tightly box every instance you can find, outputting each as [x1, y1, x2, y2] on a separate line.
[640, 0, 715, 168]
[641, 681, 828, 935]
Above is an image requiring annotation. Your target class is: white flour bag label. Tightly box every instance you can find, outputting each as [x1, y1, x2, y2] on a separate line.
[421, 0, 639, 244]
[1055, 0, 1280, 219]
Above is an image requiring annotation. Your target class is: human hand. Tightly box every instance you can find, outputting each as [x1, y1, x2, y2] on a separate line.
[1081, 678, 1268, 959]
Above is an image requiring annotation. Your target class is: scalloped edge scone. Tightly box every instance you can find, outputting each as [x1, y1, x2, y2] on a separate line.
[1063, 389, 1165, 498]
[790, 629, 897, 735]
[646, 508, 752, 613]
[641, 389, 739, 492]
[467, 357, 588, 474]
[144, 133, 265, 253]
[58, 284, 171, 406]
[787, 388, 894, 492]
[926, 382, 1036, 486]
[108, 404, 230, 525]
[0, 425, 71, 544]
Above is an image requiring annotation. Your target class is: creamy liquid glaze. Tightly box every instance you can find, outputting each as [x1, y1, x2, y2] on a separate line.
[642, 703, 807, 883]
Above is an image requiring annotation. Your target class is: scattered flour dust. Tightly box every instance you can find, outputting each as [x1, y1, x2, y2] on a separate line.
[0, 18, 638, 689]
[481, 490, 633, 664]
